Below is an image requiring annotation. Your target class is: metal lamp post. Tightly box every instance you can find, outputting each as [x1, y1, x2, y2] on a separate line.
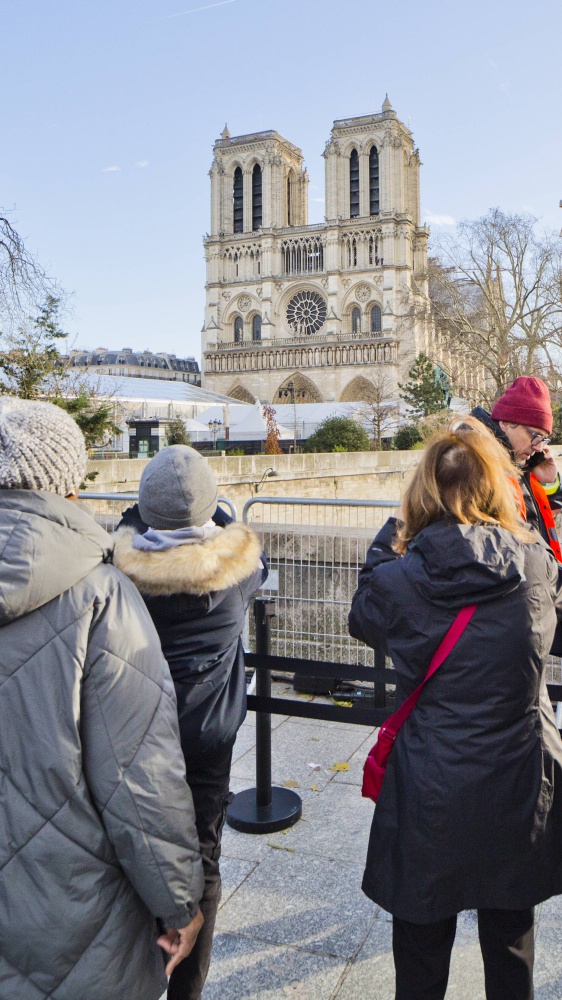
[208, 418, 222, 450]
[283, 381, 298, 453]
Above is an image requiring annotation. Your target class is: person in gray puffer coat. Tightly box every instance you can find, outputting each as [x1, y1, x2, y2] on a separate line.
[0, 397, 204, 1000]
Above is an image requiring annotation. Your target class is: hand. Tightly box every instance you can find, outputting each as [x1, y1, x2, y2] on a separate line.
[532, 445, 559, 484]
[157, 909, 204, 977]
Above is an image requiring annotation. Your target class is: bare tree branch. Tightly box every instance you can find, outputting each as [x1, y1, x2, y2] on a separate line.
[428, 209, 562, 405]
[0, 210, 59, 329]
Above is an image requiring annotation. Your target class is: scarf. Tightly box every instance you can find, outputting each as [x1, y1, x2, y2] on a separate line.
[132, 519, 222, 551]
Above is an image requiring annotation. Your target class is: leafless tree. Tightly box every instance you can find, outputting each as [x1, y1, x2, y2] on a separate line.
[428, 208, 562, 405]
[355, 371, 399, 450]
[0, 210, 58, 329]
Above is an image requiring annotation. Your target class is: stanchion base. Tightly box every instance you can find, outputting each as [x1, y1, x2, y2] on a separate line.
[226, 786, 302, 834]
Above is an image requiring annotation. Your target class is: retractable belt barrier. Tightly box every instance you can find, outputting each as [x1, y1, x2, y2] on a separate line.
[226, 596, 562, 835]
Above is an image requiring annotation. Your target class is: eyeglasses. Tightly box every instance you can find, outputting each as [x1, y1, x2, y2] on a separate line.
[521, 424, 550, 447]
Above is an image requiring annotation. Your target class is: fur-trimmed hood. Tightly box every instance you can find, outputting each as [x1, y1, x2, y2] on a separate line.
[113, 522, 263, 596]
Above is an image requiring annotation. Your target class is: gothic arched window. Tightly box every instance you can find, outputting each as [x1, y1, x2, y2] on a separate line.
[287, 173, 293, 226]
[369, 146, 380, 216]
[233, 167, 243, 232]
[234, 315, 243, 342]
[351, 307, 361, 334]
[252, 164, 262, 230]
[349, 148, 359, 218]
[371, 304, 382, 334]
[252, 315, 262, 341]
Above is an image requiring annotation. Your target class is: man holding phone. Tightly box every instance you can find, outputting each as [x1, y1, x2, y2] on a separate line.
[472, 376, 562, 560]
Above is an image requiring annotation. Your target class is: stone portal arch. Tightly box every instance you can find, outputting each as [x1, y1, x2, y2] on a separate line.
[275, 372, 323, 404]
[227, 383, 256, 404]
[340, 376, 380, 403]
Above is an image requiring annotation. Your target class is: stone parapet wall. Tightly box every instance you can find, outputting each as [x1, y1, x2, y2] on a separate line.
[86, 446, 562, 510]
[86, 449, 420, 506]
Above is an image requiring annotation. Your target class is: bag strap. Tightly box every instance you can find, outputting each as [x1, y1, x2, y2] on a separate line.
[383, 604, 477, 737]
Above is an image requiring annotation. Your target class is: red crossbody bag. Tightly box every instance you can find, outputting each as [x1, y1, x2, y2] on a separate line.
[362, 604, 477, 803]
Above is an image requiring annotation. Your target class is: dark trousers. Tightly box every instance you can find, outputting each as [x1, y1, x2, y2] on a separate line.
[167, 741, 234, 1000]
[393, 907, 535, 1000]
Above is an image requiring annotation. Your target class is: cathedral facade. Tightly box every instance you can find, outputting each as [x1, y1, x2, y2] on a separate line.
[201, 98, 434, 406]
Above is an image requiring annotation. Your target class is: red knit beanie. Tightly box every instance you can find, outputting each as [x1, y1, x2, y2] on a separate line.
[491, 377, 552, 435]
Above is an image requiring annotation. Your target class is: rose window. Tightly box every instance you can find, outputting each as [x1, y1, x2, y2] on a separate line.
[286, 290, 327, 335]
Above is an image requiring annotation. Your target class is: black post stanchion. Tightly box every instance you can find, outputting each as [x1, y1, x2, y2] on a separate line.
[226, 598, 302, 834]
[255, 598, 273, 809]
[374, 647, 387, 709]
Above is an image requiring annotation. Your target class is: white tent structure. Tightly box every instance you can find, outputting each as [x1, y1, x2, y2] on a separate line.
[183, 417, 212, 443]
[230, 401, 293, 441]
[198, 401, 293, 442]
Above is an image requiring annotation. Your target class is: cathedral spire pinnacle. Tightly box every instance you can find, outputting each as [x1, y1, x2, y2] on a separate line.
[220, 124, 231, 140]
[382, 94, 393, 112]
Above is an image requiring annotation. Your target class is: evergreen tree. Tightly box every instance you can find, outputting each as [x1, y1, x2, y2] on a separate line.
[0, 296, 120, 450]
[398, 353, 449, 419]
[166, 417, 191, 446]
[0, 296, 67, 398]
[53, 392, 120, 449]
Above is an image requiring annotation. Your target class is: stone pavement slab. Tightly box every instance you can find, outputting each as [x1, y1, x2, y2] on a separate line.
[220, 857, 258, 908]
[182, 707, 562, 999]
[534, 897, 562, 998]
[230, 718, 370, 793]
[216, 850, 376, 960]
[202, 933, 348, 1000]
[278, 780, 374, 863]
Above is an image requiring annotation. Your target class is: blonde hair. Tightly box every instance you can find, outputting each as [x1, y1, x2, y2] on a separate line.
[394, 415, 535, 554]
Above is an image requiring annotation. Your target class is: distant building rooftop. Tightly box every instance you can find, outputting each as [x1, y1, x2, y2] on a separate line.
[69, 347, 200, 383]
[74, 372, 240, 405]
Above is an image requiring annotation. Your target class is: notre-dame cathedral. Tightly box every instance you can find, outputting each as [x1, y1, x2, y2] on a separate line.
[201, 98, 463, 406]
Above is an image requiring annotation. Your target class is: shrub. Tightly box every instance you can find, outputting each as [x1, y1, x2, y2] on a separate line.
[392, 424, 423, 450]
[304, 416, 371, 453]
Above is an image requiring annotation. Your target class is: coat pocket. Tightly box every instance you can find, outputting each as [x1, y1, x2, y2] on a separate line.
[532, 750, 554, 842]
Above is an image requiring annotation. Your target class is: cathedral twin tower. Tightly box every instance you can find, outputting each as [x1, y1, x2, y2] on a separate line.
[201, 98, 432, 406]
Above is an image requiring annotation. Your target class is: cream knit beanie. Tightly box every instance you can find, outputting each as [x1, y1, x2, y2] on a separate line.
[0, 396, 87, 496]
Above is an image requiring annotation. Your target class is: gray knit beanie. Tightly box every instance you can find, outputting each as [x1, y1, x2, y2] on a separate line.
[138, 445, 218, 529]
[0, 396, 87, 496]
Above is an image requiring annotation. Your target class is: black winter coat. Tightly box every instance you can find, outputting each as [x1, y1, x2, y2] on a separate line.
[114, 506, 266, 759]
[349, 517, 562, 923]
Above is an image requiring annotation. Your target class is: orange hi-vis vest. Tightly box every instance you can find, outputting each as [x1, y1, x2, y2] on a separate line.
[513, 474, 562, 562]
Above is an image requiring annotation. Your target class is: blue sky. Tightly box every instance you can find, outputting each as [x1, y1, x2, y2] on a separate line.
[3, 0, 561, 360]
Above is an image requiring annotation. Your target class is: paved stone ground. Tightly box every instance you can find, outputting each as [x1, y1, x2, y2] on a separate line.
[167, 683, 562, 1000]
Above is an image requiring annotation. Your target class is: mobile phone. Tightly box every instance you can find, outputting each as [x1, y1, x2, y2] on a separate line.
[525, 451, 546, 471]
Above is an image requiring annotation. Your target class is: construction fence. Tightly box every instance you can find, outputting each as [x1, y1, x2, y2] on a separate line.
[80, 491, 562, 684]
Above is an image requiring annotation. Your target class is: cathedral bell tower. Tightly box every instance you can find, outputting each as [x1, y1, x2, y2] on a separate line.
[208, 125, 308, 236]
[202, 100, 434, 408]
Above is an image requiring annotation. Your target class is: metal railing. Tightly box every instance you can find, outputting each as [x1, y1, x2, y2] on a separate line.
[80, 490, 562, 687]
[243, 496, 397, 666]
[80, 492, 237, 531]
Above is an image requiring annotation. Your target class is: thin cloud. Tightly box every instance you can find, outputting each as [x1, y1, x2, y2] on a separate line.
[489, 58, 511, 97]
[312, 197, 324, 203]
[424, 212, 455, 226]
[102, 165, 121, 173]
[135, 160, 149, 168]
[153, 0, 236, 21]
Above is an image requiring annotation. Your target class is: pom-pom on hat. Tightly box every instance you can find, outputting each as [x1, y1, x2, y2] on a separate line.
[491, 377, 553, 435]
[0, 396, 87, 496]
[138, 445, 218, 529]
